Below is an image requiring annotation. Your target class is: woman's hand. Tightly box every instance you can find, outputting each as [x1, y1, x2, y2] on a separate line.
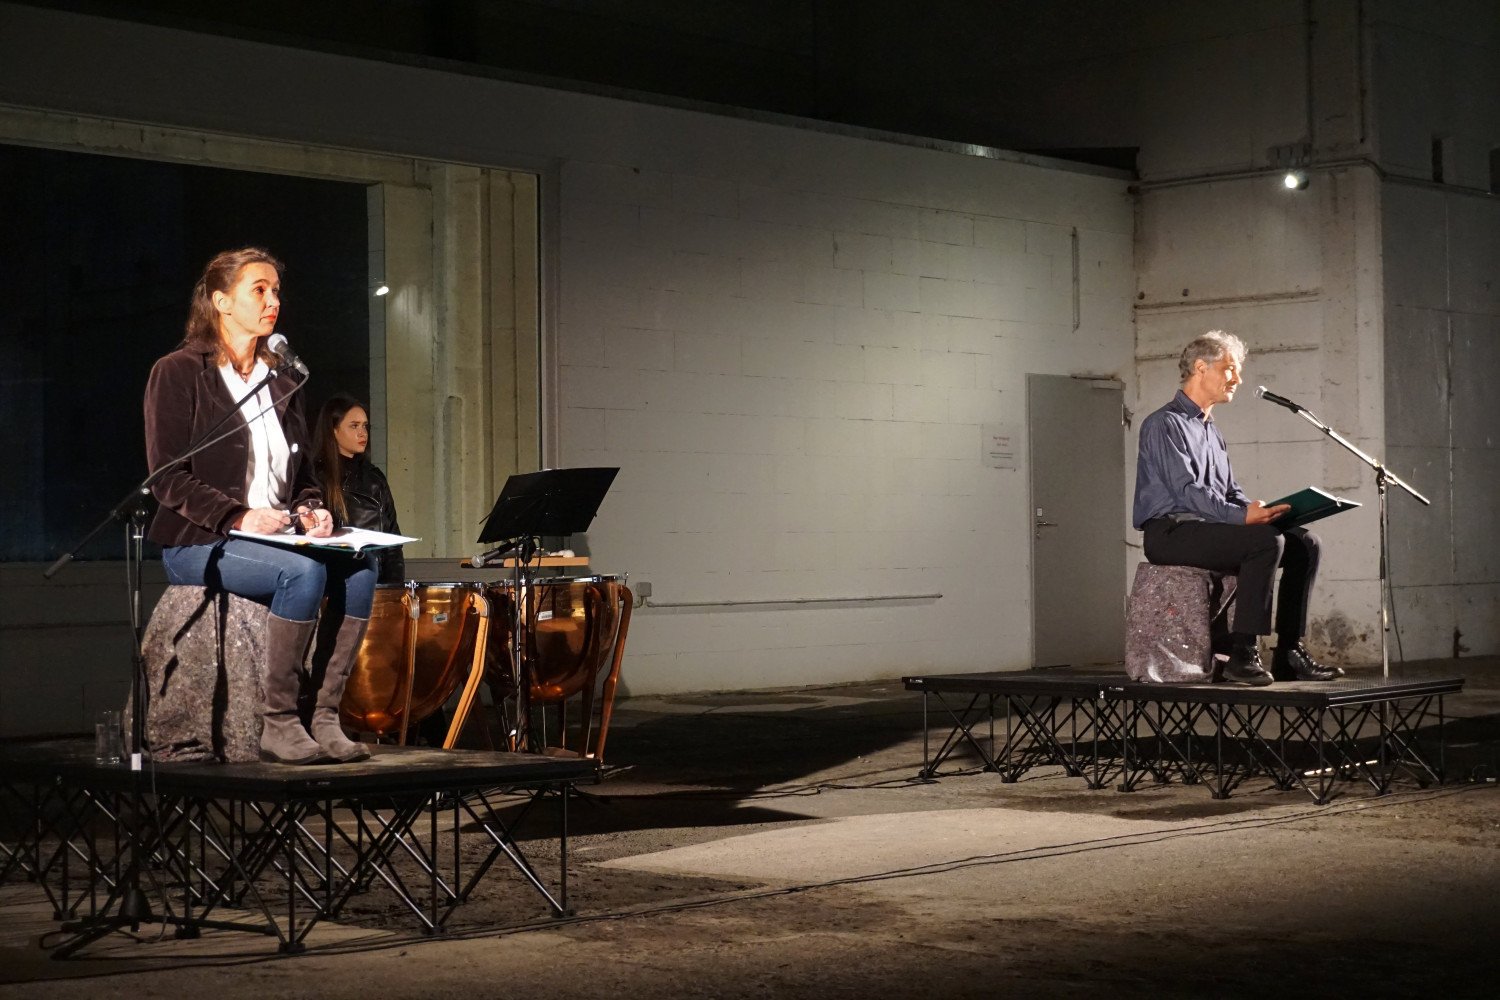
[298, 505, 335, 538]
[235, 507, 291, 534]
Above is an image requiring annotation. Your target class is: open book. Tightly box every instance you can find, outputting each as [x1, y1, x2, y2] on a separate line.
[230, 526, 417, 552]
[1266, 486, 1361, 528]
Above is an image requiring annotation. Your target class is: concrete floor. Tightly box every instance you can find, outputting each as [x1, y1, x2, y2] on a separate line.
[2, 656, 1497, 998]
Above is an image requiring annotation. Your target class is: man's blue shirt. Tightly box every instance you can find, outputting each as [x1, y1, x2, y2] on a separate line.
[1132, 389, 1250, 529]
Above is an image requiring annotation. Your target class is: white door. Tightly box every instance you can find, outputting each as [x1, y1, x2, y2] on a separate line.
[1028, 374, 1126, 667]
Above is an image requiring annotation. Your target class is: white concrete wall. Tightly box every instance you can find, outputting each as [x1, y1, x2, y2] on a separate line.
[842, 0, 1396, 661]
[953, 0, 1499, 662]
[1375, 1, 1500, 659]
[555, 157, 1133, 692]
[1371, 2, 1500, 660]
[1382, 192, 1500, 660]
[1119, 3, 1389, 663]
[1132, 167, 1388, 663]
[0, 2, 1133, 732]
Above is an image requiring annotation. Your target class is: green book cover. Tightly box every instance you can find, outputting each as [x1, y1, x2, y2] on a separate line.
[1266, 486, 1361, 528]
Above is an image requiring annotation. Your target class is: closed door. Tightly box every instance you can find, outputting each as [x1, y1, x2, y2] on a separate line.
[1028, 374, 1125, 667]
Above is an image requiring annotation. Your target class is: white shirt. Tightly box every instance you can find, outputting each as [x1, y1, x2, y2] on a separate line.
[218, 360, 291, 509]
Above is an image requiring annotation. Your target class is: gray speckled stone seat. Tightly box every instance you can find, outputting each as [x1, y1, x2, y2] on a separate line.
[135, 585, 267, 763]
[1124, 564, 1237, 684]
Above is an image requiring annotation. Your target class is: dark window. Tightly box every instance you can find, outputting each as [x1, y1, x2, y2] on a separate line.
[0, 144, 370, 562]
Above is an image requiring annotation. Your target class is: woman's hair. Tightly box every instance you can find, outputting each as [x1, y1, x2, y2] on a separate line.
[314, 392, 366, 524]
[183, 247, 284, 365]
[1178, 329, 1247, 382]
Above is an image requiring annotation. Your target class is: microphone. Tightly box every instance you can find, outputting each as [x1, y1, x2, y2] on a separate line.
[266, 333, 310, 376]
[1254, 385, 1303, 412]
[472, 539, 522, 568]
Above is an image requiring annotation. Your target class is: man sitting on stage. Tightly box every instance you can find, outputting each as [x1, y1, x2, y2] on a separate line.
[1133, 330, 1342, 686]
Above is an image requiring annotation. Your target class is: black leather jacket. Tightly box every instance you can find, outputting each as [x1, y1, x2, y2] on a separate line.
[328, 455, 405, 584]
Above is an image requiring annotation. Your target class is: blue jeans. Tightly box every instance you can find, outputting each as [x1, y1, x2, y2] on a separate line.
[162, 539, 377, 621]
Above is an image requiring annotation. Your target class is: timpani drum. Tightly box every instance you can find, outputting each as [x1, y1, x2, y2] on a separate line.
[483, 574, 629, 704]
[339, 581, 489, 739]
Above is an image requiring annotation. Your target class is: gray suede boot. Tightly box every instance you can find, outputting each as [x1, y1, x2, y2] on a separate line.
[308, 615, 372, 763]
[261, 613, 331, 765]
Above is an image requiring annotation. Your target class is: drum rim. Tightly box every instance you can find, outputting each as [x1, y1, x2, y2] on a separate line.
[372, 578, 483, 593]
[378, 578, 483, 587]
[483, 574, 622, 587]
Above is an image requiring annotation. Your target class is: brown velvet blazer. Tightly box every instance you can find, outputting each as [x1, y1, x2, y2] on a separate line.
[144, 346, 320, 548]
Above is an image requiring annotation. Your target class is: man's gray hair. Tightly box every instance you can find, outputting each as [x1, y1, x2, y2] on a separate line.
[1179, 330, 1247, 382]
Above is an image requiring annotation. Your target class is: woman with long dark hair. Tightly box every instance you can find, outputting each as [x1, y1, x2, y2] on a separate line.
[313, 393, 405, 584]
[144, 247, 375, 765]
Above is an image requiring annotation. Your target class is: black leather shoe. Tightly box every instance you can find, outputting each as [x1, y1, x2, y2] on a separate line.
[1215, 637, 1274, 686]
[1271, 642, 1341, 682]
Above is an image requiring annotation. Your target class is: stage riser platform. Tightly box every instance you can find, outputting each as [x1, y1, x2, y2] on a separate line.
[905, 673, 1461, 804]
[0, 742, 593, 955]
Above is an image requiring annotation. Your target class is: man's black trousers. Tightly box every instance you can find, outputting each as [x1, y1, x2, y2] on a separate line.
[1142, 518, 1320, 641]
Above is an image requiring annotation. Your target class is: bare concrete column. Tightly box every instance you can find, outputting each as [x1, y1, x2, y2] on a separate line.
[380, 168, 540, 560]
[488, 170, 542, 493]
[381, 180, 438, 558]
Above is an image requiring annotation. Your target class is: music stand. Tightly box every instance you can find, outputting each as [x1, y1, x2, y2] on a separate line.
[476, 468, 617, 752]
[479, 467, 618, 549]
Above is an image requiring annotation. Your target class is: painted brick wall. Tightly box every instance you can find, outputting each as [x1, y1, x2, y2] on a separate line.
[554, 155, 1132, 692]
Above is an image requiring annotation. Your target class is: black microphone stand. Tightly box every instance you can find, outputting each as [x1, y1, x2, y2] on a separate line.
[45, 362, 306, 956]
[497, 523, 542, 752]
[1283, 403, 1430, 679]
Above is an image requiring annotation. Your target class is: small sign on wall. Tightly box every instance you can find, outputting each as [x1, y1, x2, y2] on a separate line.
[982, 423, 1020, 470]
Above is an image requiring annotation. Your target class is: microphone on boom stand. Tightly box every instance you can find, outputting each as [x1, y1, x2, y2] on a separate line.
[1254, 385, 1304, 412]
[471, 539, 524, 569]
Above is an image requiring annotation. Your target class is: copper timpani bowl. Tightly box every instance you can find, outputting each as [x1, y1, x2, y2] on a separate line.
[483, 575, 627, 703]
[339, 581, 484, 736]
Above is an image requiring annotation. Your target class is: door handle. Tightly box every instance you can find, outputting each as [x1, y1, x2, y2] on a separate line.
[1034, 518, 1057, 539]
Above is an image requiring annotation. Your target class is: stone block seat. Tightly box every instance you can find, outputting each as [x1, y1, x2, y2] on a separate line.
[134, 585, 268, 763]
[1124, 563, 1237, 684]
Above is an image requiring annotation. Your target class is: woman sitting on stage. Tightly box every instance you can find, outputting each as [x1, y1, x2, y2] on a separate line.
[144, 247, 375, 765]
[313, 393, 406, 585]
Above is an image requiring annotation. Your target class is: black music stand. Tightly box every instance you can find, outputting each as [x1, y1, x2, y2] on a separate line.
[476, 468, 617, 752]
[478, 467, 619, 551]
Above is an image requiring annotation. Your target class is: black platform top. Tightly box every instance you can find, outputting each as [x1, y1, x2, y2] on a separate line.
[904, 672, 1122, 698]
[0, 741, 597, 799]
[903, 670, 1465, 708]
[1117, 675, 1464, 707]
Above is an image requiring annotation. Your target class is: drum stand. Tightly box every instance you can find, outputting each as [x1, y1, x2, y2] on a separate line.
[441, 586, 495, 749]
[448, 533, 540, 752]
